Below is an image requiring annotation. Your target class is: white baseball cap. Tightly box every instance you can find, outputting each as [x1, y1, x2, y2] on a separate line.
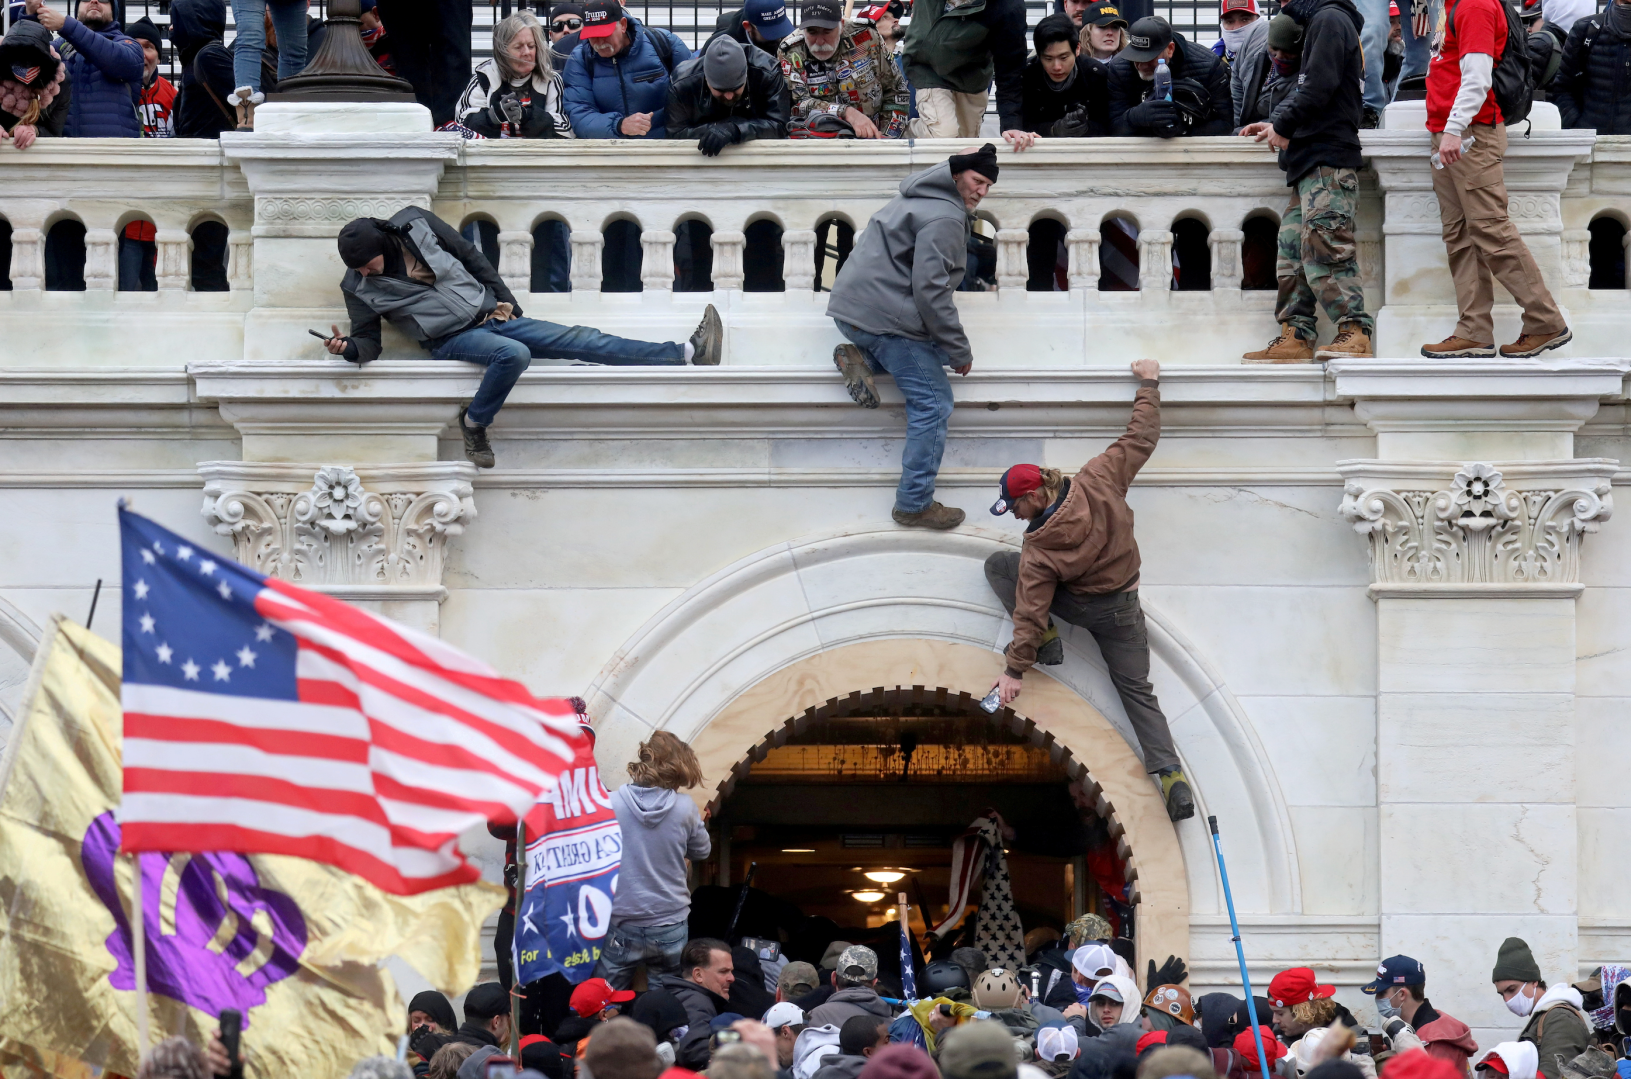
[1071, 943, 1118, 980]
[763, 1002, 805, 1030]
[1037, 1026, 1080, 1063]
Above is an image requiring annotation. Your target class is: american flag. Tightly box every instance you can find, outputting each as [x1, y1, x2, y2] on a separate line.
[117, 506, 586, 895]
[899, 906, 917, 1000]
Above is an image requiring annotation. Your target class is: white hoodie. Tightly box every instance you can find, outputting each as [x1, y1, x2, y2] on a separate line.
[1088, 974, 1144, 1030]
[793, 1025, 843, 1079]
[1478, 1042, 1540, 1079]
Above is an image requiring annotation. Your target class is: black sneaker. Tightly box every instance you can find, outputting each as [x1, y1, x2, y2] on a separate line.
[689, 304, 722, 365]
[1361, 107, 1382, 129]
[1036, 635, 1064, 666]
[1158, 768, 1196, 821]
[458, 407, 496, 469]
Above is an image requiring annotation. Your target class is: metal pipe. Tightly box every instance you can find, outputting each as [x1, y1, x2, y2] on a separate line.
[1209, 815, 1272, 1079]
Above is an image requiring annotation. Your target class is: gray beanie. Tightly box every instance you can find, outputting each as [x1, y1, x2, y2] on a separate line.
[703, 35, 749, 90]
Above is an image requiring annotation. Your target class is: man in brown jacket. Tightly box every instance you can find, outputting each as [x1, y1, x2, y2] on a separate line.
[982, 358, 1194, 821]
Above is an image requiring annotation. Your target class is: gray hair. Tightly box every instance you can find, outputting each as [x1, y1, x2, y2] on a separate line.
[350, 1057, 415, 1079]
[493, 11, 553, 83]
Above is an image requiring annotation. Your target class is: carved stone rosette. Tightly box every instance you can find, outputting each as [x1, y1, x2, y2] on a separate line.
[1338, 460, 1615, 589]
[198, 462, 477, 595]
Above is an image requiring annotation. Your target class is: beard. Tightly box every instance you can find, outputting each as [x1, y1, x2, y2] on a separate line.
[81, 14, 113, 28]
[809, 41, 838, 59]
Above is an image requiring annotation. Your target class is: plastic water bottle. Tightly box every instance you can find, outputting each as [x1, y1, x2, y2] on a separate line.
[1430, 133, 1476, 170]
[1153, 57, 1172, 102]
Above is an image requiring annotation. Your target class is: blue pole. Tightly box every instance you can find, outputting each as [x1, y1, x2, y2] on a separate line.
[1210, 815, 1273, 1079]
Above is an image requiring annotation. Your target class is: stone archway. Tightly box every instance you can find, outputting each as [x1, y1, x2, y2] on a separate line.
[585, 526, 1303, 974]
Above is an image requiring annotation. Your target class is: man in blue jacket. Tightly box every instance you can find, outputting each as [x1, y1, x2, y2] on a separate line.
[28, 0, 143, 137]
[563, 0, 691, 138]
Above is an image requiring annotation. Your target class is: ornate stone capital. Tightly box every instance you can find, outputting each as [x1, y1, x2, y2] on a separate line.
[1338, 460, 1615, 594]
[199, 462, 477, 599]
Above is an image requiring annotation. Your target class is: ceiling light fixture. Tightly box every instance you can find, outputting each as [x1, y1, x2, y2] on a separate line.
[851, 891, 886, 903]
[781, 848, 816, 853]
[864, 870, 906, 884]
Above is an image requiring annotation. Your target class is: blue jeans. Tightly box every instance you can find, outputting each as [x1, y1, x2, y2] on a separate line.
[1357, 0, 1431, 111]
[229, 0, 308, 92]
[118, 236, 156, 291]
[433, 316, 685, 426]
[595, 920, 688, 990]
[835, 321, 957, 514]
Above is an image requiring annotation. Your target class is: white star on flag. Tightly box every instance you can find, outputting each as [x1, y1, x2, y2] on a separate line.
[139, 614, 155, 634]
[155, 643, 173, 664]
[236, 646, 257, 668]
[211, 660, 232, 682]
[254, 623, 275, 642]
[140, 549, 155, 565]
[177, 545, 193, 561]
[217, 581, 232, 600]
[198, 560, 216, 576]
[133, 580, 150, 599]
[181, 659, 200, 681]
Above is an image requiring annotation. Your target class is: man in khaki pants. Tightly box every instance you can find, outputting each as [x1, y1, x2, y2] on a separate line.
[1421, 0, 1570, 358]
[901, 0, 1029, 140]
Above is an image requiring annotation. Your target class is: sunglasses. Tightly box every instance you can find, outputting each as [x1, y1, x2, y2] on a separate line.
[551, 16, 583, 29]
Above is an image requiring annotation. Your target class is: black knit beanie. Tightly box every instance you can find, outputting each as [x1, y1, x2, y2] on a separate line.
[949, 142, 1000, 182]
[408, 989, 458, 1032]
[337, 218, 394, 269]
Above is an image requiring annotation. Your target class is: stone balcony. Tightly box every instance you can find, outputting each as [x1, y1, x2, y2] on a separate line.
[0, 109, 1626, 365]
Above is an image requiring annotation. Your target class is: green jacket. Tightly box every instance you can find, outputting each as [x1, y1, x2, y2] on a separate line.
[1520, 993, 1592, 1079]
[900, 0, 1027, 128]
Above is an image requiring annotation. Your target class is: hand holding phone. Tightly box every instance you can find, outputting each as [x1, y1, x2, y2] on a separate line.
[218, 1009, 244, 1079]
[311, 325, 349, 356]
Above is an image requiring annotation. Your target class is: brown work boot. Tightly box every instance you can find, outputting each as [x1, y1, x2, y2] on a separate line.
[1500, 327, 1573, 358]
[1242, 323, 1315, 363]
[1316, 322, 1373, 360]
[1420, 335, 1496, 358]
[833, 343, 879, 408]
[892, 502, 965, 530]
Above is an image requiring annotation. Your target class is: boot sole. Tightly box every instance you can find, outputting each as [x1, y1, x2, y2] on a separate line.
[891, 508, 965, 530]
[690, 305, 723, 365]
[1242, 355, 1316, 364]
[1314, 348, 1372, 360]
[1165, 780, 1196, 822]
[1499, 328, 1573, 358]
[1421, 344, 1496, 358]
[834, 344, 880, 408]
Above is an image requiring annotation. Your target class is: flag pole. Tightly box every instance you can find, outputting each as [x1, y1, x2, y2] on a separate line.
[131, 853, 149, 1059]
[1210, 816, 1271, 1079]
[510, 819, 525, 1060]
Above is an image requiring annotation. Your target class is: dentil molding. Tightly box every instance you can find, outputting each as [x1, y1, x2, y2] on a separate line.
[1337, 460, 1615, 594]
[198, 462, 477, 598]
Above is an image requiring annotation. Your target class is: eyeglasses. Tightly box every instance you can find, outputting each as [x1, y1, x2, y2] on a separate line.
[551, 16, 583, 30]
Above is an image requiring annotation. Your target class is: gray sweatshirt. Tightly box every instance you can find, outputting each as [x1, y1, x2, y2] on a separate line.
[610, 784, 712, 927]
[824, 161, 973, 368]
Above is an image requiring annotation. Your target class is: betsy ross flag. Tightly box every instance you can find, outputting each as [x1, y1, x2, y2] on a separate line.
[117, 506, 586, 895]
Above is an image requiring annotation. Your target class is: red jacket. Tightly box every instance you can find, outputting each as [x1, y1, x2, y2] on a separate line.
[137, 73, 175, 137]
[1414, 1002, 1479, 1076]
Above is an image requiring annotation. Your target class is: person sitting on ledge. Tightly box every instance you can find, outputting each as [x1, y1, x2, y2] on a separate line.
[982, 359, 1196, 823]
[323, 207, 722, 470]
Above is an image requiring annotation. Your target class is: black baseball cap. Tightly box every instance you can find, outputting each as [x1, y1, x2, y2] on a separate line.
[580, 0, 624, 38]
[1086, 0, 1128, 26]
[802, 0, 842, 28]
[1122, 15, 1172, 60]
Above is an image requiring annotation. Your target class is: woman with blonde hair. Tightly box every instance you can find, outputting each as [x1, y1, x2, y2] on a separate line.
[596, 732, 711, 989]
[455, 11, 574, 138]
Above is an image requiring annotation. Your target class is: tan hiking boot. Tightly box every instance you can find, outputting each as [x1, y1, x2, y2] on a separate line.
[1420, 335, 1495, 358]
[891, 502, 965, 530]
[1316, 322, 1373, 360]
[1242, 323, 1315, 363]
[1499, 327, 1573, 358]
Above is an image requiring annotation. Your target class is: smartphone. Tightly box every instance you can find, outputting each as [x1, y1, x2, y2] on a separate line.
[308, 329, 332, 340]
[484, 1055, 518, 1079]
[711, 1029, 743, 1051]
[1368, 1034, 1386, 1056]
[740, 936, 781, 962]
[218, 1009, 244, 1079]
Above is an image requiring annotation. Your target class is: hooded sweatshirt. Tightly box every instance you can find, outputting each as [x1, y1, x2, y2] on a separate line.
[1068, 974, 1143, 1049]
[609, 784, 711, 927]
[794, 1026, 844, 1079]
[1519, 985, 1591, 1079]
[167, 0, 234, 137]
[1404, 1000, 1479, 1075]
[824, 160, 973, 368]
[1481, 1043, 1540, 1079]
[810, 986, 893, 1028]
[1268, 0, 1365, 184]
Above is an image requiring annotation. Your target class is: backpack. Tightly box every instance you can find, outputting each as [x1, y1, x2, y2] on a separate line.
[1449, 0, 1534, 125]
[645, 23, 677, 72]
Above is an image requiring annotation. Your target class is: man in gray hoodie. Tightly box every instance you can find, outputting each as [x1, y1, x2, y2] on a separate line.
[825, 143, 1001, 532]
[597, 732, 712, 989]
[809, 946, 892, 1027]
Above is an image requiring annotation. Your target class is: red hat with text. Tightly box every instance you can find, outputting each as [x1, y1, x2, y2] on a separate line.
[1268, 967, 1337, 1008]
[579, 0, 625, 38]
[1220, 0, 1259, 13]
[570, 977, 636, 1017]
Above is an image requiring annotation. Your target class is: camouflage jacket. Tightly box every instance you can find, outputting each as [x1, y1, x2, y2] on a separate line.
[778, 25, 910, 138]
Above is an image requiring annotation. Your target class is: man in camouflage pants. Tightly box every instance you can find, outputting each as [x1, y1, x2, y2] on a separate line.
[1239, 0, 1373, 362]
[779, 0, 909, 138]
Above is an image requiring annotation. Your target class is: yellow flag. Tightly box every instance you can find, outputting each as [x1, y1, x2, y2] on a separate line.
[0, 617, 505, 1079]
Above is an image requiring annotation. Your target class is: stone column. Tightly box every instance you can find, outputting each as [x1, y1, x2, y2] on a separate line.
[1066, 228, 1101, 291]
[995, 228, 1029, 290]
[1138, 230, 1173, 293]
[711, 230, 746, 291]
[9, 227, 42, 291]
[498, 229, 533, 296]
[1365, 130, 1593, 355]
[1209, 228, 1243, 291]
[782, 230, 817, 291]
[570, 230, 604, 292]
[1331, 357, 1626, 1048]
[156, 230, 192, 291]
[640, 230, 677, 291]
[84, 228, 117, 290]
[228, 231, 254, 290]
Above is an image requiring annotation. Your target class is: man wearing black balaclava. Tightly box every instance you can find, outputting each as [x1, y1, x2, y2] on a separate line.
[325, 206, 724, 469]
[823, 144, 1000, 531]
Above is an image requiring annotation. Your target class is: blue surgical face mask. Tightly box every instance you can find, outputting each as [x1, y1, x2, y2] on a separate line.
[1375, 991, 1400, 1021]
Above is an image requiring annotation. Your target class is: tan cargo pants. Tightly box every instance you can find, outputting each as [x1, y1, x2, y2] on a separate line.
[909, 87, 988, 138]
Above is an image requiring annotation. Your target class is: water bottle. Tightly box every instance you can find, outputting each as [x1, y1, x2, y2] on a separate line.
[1153, 57, 1172, 102]
[1430, 133, 1475, 170]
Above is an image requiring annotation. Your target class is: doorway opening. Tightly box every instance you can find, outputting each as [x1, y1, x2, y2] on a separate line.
[685, 685, 1140, 988]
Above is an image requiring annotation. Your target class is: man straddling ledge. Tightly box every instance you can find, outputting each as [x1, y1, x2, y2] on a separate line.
[982, 359, 1196, 822]
[323, 207, 723, 469]
[825, 143, 1002, 532]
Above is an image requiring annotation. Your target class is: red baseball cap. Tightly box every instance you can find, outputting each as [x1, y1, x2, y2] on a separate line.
[570, 977, 635, 1017]
[1234, 1028, 1285, 1071]
[1220, 0, 1259, 13]
[1136, 1032, 1168, 1056]
[579, 0, 625, 38]
[991, 464, 1044, 515]
[1268, 967, 1337, 1008]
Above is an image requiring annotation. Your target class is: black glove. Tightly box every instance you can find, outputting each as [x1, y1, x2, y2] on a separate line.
[697, 122, 739, 157]
[1127, 97, 1180, 137]
[1049, 105, 1094, 138]
[1146, 954, 1187, 990]
[409, 1027, 450, 1062]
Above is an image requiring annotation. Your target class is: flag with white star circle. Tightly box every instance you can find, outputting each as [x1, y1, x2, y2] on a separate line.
[117, 506, 588, 896]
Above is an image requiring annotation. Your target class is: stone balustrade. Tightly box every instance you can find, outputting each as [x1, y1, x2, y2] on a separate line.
[1, 113, 1628, 363]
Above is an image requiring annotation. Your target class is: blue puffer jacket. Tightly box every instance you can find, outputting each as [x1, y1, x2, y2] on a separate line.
[562, 17, 691, 138]
[54, 16, 143, 137]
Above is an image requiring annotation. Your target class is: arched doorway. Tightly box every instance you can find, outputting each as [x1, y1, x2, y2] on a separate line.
[695, 682, 1143, 969]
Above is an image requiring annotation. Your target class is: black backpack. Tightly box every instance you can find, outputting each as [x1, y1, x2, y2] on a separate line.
[1449, 0, 1534, 125]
